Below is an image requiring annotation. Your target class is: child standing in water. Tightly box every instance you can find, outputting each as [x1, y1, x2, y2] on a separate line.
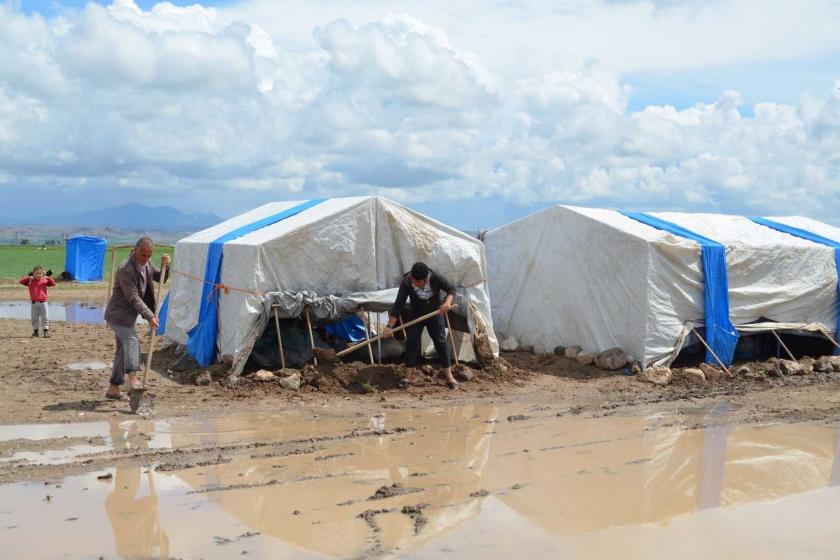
[18, 266, 56, 338]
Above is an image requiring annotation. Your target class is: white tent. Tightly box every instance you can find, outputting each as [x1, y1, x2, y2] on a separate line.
[484, 205, 840, 366]
[163, 196, 497, 373]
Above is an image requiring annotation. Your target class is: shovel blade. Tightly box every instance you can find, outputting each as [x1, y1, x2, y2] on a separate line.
[129, 388, 155, 416]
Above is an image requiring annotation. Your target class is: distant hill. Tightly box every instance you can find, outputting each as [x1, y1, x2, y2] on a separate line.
[0, 203, 222, 232]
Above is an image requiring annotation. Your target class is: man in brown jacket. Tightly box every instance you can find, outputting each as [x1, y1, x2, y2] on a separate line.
[104, 237, 170, 400]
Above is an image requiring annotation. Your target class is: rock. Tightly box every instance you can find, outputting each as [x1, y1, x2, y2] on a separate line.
[421, 365, 436, 377]
[799, 356, 815, 375]
[815, 356, 834, 373]
[595, 347, 629, 370]
[765, 361, 783, 377]
[254, 369, 275, 381]
[195, 371, 212, 386]
[453, 365, 475, 382]
[698, 363, 723, 383]
[779, 359, 803, 376]
[682, 368, 707, 385]
[734, 365, 751, 376]
[576, 352, 597, 366]
[829, 356, 840, 372]
[631, 362, 642, 375]
[640, 366, 672, 386]
[278, 372, 301, 390]
[521, 345, 535, 353]
[221, 375, 238, 388]
[500, 337, 519, 352]
[553, 345, 566, 356]
[564, 346, 582, 359]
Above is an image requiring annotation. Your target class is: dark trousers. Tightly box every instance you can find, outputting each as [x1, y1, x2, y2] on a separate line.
[404, 313, 451, 368]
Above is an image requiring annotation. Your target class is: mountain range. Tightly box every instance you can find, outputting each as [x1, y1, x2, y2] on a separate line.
[0, 203, 222, 232]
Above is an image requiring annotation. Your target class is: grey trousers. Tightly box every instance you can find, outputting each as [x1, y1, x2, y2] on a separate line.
[108, 323, 141, 386]
[31, 302, 49, 331]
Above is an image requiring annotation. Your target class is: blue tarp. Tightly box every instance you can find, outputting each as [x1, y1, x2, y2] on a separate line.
[324, 315, 367, 343]
[156, 292, 170, 336]
[65, 236, 107, 282]
[186, 199, 327, 367]
[622, 212, 739, 365]
[751, 217, 840, 355]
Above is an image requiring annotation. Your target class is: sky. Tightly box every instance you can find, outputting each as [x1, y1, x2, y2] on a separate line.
[0, 0, 839, 230]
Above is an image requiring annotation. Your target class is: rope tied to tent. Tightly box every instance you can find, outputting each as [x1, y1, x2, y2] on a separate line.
[173, 269, 266, 298]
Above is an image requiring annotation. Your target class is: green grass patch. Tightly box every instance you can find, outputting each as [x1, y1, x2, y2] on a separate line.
[0, 245, 174, 280]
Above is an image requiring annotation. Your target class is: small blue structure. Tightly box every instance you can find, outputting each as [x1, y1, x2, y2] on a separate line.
[65, 236, 107, 282]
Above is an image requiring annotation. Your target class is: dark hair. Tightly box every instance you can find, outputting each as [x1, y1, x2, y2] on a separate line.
[135, 237, 154, 250]
[410, 262, 429, 280]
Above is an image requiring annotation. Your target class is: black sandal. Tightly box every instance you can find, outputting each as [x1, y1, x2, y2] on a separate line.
[397, 378, 410, 389]
[105, 392, 126, 401]
[447, 381, 461, 390]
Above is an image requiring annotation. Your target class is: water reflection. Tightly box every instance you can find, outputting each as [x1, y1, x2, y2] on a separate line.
[105, 418, 170, 559]
[2, 406, 840, 559]
[0, 301, 145, 324]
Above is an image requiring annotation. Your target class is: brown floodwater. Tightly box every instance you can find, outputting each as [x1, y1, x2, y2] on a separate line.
[1, 403, 839, 559]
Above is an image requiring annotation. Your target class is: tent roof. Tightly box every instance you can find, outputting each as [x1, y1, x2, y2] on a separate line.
[181, 196, 479, 248]
[494, 205, 840, 249]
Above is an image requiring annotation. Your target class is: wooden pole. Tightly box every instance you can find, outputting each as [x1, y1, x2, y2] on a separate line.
[305, 308, 318, 366]
[692, 328, 733, 378]
[818, 328, 840, 350]
[444, 311, 459, 367]
[360, 305, 375, 365]
[376, 312, 382, 365]
[273, 307, 286, 370]
[337, 308, 444, 358]
[770, 329, 797, 362]
[106, 247, 117, 302]
[140, 263, 167, 388]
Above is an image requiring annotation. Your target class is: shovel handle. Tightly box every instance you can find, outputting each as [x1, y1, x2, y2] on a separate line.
[142, 262, 168, 385]
[336, 308, 445, 358]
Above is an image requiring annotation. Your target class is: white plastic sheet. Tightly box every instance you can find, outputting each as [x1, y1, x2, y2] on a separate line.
[164, 196, 498, 367]
[485, 206, 840, 366]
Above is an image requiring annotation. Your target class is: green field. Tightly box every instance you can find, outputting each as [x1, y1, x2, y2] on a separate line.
[0, 245, 175, 280]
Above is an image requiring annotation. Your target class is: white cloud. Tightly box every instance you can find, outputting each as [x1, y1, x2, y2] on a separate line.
[0, 1, 838, 223]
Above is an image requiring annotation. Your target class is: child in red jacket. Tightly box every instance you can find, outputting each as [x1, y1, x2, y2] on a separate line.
[18, 266, 56, 338]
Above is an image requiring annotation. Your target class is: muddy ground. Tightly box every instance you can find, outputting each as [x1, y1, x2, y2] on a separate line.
[3, 283, 840, 486]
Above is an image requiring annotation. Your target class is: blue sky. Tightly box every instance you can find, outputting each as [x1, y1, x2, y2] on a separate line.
[1, 0, 839, 229]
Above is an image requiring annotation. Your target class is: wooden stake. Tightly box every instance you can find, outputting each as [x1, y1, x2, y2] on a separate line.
[818, 328, 840, 350]
[376, 312, 382, 365]
[444, 311, 459, 367]
[360, 305, 375, 365]
[106, 247, 117, 302]
[692, 328, 733, 378]
[273, 307, 286, 370]
[770, 329, 797, 362]
[305, 308, 318, 366]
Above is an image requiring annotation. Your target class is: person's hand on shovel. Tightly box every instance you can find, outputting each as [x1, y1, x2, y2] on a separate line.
[161, 253, 171, 267]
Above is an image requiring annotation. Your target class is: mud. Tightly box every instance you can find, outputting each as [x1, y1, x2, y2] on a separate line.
[368, 483, 422, 501]
[1, 404, 839, 558]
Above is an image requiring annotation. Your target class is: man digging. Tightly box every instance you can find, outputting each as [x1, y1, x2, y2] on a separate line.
[103, 238, 170, 401]
[382, 262, 460, 389]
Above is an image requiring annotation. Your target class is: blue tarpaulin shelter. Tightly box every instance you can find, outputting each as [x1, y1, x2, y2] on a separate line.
[65, 236, 107, 282]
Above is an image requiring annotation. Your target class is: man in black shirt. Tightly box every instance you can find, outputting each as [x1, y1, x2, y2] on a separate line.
[383, 262, 460, 389]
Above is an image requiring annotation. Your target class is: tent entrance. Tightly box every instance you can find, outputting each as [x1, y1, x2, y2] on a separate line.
[672, 323, 836, 367]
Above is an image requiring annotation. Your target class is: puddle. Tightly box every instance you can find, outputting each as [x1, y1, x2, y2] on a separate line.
[0, 301, 146, 325]
[1, 406, 840, 558]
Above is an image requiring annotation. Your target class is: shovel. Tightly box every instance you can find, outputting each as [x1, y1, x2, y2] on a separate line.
[315, 308, 448, 363]
[130, 262, 167, 415]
